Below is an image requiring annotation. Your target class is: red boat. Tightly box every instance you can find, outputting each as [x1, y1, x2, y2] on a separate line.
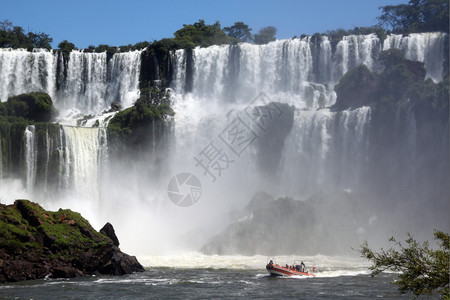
[266, 260, 316, 277]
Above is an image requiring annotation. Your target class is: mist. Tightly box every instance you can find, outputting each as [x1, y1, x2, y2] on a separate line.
[0, 32, 448, 257]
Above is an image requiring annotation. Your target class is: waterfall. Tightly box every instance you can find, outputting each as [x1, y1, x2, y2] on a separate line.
[168, 36, 384, 203]
[172, 33, 446, 110]
[24, 125, 37, 194]
[274, 107, 371, 196]
[60, 126, 108, 204]
[0, 49, 142, 117]
[63, 51, 108, 112]
[333, 34, 381, 80]
[15, 124, 108, 209]
[317, 36, 332, 83]
[0, 32, 447, 251]
[383, 32, 447, 82]
[169, 32, 447, 207]
[0, 48, 56, 102]
[108, 51, 144, 109]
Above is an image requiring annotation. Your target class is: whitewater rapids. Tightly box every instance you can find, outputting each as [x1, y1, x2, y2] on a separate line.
[138, 252, 371, 278]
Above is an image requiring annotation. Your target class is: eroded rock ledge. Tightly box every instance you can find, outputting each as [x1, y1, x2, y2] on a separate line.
[0, 200, 144, 282]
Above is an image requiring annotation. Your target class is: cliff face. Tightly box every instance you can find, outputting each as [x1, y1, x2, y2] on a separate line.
[0, 200, 144, 282]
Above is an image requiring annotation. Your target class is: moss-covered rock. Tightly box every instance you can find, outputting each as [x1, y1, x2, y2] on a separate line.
[332, 48, 442, 113]
[333, 64, 378, 109]
[108, 87, 174, 148]
[5, 92, 56, 122]
[0, 200, 144, 282]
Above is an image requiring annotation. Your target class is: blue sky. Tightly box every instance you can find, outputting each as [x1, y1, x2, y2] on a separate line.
[1, 0, 409, 49]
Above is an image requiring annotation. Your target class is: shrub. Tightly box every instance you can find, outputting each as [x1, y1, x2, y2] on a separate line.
[6, 92, 56, 122]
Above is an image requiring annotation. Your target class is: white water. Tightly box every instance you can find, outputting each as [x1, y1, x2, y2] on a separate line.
[138, 252, 370, 277]
[63, 51, 108, 113]
[60, 50, 141, 115]
[334, 34, 381, 80]
[0, 48, 139, 217]
[279, 107, 371, 197]
[145, 32, 447, 254]
[0, 49, 142, 116]
[168, 35, 380, 202]
[55, 126, 108, 218]
[0, 48, 57, 102]
[0, 32, 447, 256]
[383, 32, 447, 82]
[24, 125, 37, 194]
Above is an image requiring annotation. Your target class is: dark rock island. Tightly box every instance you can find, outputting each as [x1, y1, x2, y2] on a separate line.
[0, 200, 144, 282]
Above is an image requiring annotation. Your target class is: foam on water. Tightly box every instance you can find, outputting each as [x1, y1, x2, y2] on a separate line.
[138, 252, 370, 278]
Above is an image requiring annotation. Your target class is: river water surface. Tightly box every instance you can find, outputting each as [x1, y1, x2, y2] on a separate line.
[0, 253, 426, 299]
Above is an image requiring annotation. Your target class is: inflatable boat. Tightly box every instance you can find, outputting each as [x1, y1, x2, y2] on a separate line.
[266, 260, 316, 277]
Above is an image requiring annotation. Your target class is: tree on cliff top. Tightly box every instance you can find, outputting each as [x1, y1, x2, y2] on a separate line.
[174, 19, 231, 47]
[378, 0, 449, 33]
[0, 20, 52, 50]
[253, 26, 277, 45]
[224, 22, 253, 43]
[359, 231, 449, 298]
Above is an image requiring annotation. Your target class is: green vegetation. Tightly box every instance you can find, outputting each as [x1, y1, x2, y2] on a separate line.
[310, 0, 448, 47]
[108, 87, 174, 140]
[378, 0, 449, 34]
[0, 204, 36, 253]
[224, 22, 253, 43]
[334, 48, 448, 117]
[0, 200, 108, 255]
[0, 20, 52, 50]
[4, 92, 56, 123]
[174, 19, 232, 47]
[321, 26, 387, 51]
[58, 40, 77, 60]
[359, 231, 449, 298]
[254, 26, 277, 45]
[334, 64, 377, 109]
[0, 93, 57, 178]
[0, 200, 144, 282]
[92, 44, 118, 60]
[2, 0, 449, 54]
[1, 18, 271, 53]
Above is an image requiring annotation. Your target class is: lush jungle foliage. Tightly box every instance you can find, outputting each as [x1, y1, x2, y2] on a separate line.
[359, 231, 449, 298]
[224, 22, 253, 43]
[378, 0, 449, 33]
[108, 87, 174, 137]
[254, 26, 277, 44]
[0, 20, 52, 50]
[334, 48, 448, 120]
[0, 92, 56, 123]
[1, 0, 448, 53]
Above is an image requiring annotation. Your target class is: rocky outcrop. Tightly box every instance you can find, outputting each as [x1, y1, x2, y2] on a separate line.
[201, 191, 372, 256]
[100, 222, 120, 247]
[333, 64, 378, 109]
[0, 200, 144, 282]
[3, 92, 56, 122]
